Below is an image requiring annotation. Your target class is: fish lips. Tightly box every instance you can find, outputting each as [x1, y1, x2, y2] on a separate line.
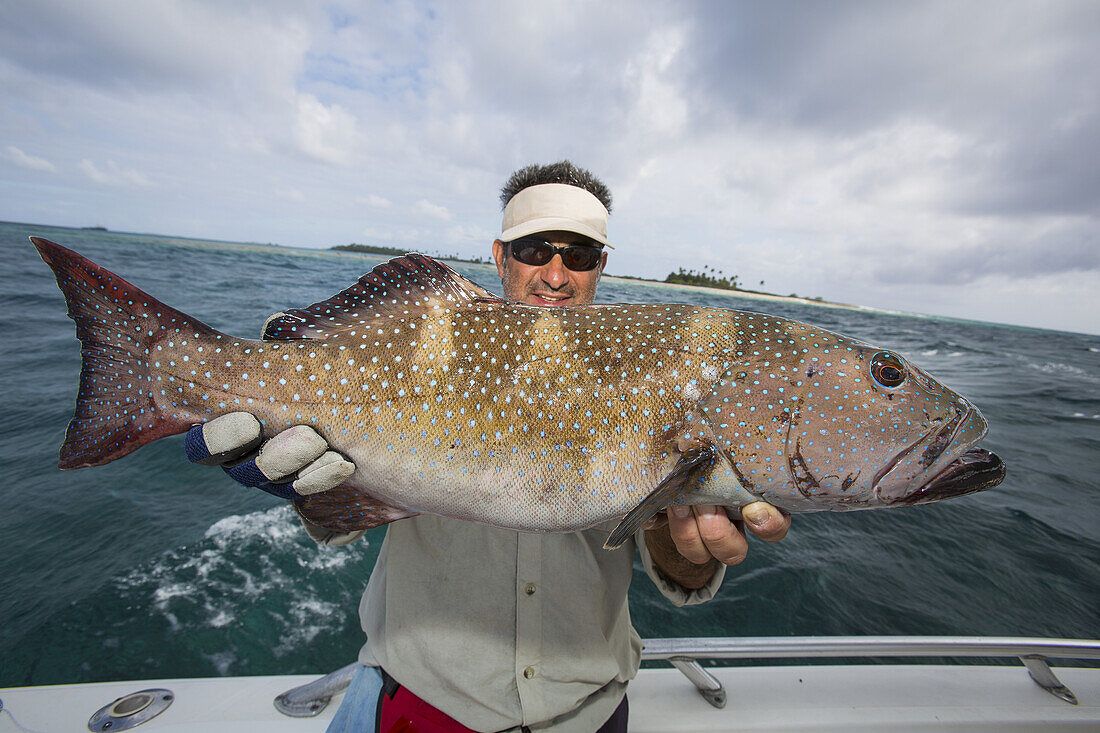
[871, 404, 999, 505]
[894, 448, 1006, 505]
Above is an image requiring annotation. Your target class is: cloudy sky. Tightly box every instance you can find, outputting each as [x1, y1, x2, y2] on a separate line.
[2, 1, 1097, 335]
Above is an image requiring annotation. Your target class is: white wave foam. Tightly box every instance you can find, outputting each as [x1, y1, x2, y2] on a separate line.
[204, 505, 302, 543]
[207, 607, 234, 628]
[202, 650, 237, 676]
[272, 596, 345, 657]
[152, 582, 194, 603]
[119, 505, 372, 666]
[1026, 360, 1095, 381]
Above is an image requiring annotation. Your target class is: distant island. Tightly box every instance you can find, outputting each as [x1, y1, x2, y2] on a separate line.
[665, 265, 739, 290]
[80, 226, 108, 231]
[331, 244, 829, 303]
[331, 243, 490, 265]
[610, 266, 825, 302]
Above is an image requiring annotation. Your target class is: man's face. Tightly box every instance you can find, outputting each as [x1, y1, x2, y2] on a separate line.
[492, 230, 608, 307]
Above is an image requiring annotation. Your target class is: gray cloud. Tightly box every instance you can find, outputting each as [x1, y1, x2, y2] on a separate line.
[0, 0, 313, 97]
[869, 220, 1100, 285]
[686, 1, 1100, 219]
[0, 0, 1096, 333]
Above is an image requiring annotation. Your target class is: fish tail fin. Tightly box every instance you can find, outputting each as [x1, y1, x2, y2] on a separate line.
[33, 237, 221, 469]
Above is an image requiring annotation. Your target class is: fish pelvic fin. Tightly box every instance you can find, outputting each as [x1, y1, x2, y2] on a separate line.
[263, 254, 504, 341]
[32, 237, 222, 469]
[604, 445, 717, 550]
[295, 484, 418, 532]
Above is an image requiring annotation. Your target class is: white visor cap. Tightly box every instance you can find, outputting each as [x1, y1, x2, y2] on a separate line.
[501, 183, 612, 248]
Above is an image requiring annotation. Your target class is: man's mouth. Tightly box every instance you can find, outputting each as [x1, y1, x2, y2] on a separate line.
[532, 293, 571, 305]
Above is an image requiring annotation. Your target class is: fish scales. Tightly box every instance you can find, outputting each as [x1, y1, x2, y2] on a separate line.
[33, 237, 1005, 544]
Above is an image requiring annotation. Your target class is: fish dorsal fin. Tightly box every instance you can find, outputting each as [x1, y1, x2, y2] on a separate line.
[263, 254, 503, 341]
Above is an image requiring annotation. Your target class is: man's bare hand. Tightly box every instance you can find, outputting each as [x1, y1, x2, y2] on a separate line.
[666, 502, 790, 566]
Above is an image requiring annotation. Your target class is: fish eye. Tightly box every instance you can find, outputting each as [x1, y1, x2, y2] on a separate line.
[870, 351, 906, 389]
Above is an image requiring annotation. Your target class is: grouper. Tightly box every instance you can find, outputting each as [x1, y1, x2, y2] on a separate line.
[33, 237, 1005, 548]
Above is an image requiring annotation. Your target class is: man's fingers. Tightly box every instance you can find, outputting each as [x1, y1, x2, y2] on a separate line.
[294, 451, 356, 495]
[666, 506, 708, 563]
[667, 505, 749, 566]
[741, 502, 791, 542]
[185, 413, 263, 465]
[254, 425, 328, 481]
[693, 506, 749, 565]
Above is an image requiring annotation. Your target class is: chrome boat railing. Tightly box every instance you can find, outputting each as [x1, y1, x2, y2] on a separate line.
[274, 635, 1100, 717]
[643, 636, 1100, 708]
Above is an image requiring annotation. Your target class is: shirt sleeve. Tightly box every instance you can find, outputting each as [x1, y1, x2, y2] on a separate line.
[634, 529, 726, 607]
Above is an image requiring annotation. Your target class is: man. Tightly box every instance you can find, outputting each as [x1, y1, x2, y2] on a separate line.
[187, 161, 790, 731]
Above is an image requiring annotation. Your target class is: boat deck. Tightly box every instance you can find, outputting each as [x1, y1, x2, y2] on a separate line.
[4, 636, 1099, 731]
[3, 664, 1099, 732]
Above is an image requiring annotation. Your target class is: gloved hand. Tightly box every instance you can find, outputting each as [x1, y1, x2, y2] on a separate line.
[185, 413, 355, 500]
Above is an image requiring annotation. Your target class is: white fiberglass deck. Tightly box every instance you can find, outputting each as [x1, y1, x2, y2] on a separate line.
[2, 637, 1098, 732]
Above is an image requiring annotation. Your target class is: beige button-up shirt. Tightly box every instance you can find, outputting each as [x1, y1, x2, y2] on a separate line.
[354, 515, 725, 732]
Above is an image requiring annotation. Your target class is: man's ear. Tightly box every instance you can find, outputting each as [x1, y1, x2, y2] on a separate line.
[492, 239, 507, 278]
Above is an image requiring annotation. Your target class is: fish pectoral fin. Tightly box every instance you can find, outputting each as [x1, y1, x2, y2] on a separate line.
[604, 445, 717, 550]
[294, 484, 417, 533]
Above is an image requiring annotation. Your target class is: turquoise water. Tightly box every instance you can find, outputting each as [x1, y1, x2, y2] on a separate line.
[1, 222, 1097, 686]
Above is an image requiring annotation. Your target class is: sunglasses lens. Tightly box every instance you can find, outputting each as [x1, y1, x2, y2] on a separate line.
[561, 247, 600, 271]
[510, 238, 601, 271]
[511, 239, 554, 266]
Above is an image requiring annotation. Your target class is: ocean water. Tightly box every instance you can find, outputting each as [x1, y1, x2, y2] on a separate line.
[1, 222, 1097, 687]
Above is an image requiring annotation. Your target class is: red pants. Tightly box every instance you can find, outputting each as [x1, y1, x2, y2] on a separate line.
[378, 675, 477, 733]
[377, 670, 629, 733]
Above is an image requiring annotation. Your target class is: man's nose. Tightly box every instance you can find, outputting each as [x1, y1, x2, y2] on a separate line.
[540, 254, 569, 288]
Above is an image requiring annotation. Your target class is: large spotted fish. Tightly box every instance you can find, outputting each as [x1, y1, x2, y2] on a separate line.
[34, 237, 1004, 548]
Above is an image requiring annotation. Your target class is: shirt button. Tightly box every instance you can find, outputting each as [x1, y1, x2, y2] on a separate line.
[524, 583, 536, 595]
[523, 666, 536, 679]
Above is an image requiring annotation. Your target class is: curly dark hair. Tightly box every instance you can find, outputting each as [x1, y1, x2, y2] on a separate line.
[499, 160, 612, 213]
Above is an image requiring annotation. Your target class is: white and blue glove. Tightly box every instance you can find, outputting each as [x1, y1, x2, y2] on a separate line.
[184, 413, 355, 500]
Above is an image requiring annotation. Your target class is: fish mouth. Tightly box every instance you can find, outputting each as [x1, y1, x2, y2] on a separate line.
[895, 448, 1006, 505]
[871, 404, 1002, 505]
[871, 407, 967, 497]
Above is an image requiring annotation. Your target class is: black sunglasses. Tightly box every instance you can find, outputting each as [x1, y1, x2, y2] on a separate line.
[507, 236, 604, 271]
